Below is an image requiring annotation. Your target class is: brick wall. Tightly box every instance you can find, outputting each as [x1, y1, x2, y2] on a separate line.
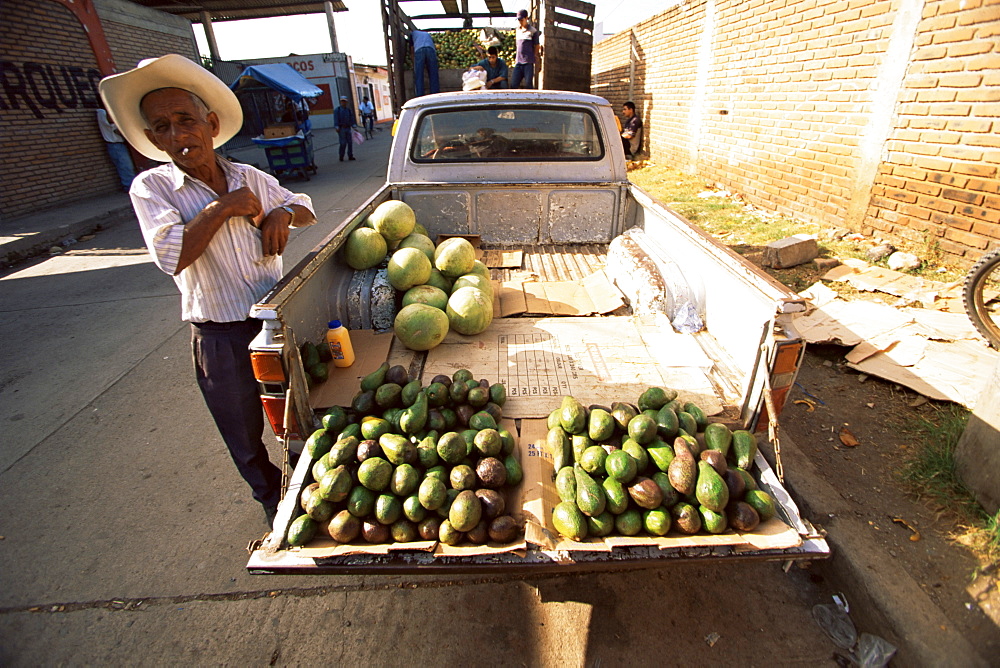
[0, 0, 114, 219]
[593, 0, 1000, 262]
[866, 0, 1000, 258]
[102, 20, 198, 74]
[0, 0, 198, 223]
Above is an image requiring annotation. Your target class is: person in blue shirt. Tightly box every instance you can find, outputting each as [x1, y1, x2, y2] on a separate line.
[473, 46, 509, 89]
[511, 9, 542, 89]
[334, 95, 356, 161]
[411, 29, 440, 97]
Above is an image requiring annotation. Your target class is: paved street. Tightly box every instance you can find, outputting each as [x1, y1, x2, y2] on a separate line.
[0, 127, 841, 665]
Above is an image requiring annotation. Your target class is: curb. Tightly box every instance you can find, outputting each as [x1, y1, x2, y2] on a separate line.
[778, 436, 988, 666]
[0, 203, 135, 269]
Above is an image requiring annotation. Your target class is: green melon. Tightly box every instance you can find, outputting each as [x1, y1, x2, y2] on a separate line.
[344, 227, 387, 270]
[434, 237, 476, 278]
[414, 222, 429, 237]
[395, 303, 450, 351]
[403, 284, 449, 310]
[387, 247, 432, 291]
[446, 286, 493, 336]
[369, 200, 416, 242]
[451, 273, 493, 297]
[425, 268, 453, 293]
[397, 233, 436, 262]
[467, 260, 490, 279]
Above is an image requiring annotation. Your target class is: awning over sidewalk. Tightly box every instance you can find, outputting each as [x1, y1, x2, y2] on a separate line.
[230, 64, 323, 102]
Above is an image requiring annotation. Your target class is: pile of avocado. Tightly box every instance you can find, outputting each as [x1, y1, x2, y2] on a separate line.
[300, 341, 329, 386]
[548, 388, 778, 542]
[286, 364, 523, 548]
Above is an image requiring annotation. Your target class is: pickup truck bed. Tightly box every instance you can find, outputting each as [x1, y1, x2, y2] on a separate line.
[247, 91, 828, 573]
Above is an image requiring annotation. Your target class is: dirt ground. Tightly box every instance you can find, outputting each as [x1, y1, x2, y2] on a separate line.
[752, 276, 1000, 654]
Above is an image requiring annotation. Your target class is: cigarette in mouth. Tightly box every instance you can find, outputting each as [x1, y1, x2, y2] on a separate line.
[181, 148, 190, 156]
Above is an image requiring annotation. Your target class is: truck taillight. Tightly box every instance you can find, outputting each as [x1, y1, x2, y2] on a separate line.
[251, 351, 285, 383]
[261, 395, 299, 440]
[755, 339, 805, 433]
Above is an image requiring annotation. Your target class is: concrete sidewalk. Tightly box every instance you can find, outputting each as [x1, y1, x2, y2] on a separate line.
[0, 126, 365, 269]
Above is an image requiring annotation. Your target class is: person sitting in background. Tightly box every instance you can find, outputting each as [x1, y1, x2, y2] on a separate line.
[621, 101, 643, 159]
[472, 46, 509, 89]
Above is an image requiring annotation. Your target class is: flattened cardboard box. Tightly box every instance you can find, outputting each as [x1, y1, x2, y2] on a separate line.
[308, 330, 394, 410]
[519, 419, 802, 554]
[499, 270, 623, 317]
[283, 419, 528, 558]
[423, 315, 723, 418]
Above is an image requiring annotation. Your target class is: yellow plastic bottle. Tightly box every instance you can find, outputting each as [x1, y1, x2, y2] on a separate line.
[326, 319, 355, 368]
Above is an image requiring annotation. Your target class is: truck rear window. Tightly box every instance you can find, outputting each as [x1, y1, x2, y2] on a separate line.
[410, 107, 604, 162]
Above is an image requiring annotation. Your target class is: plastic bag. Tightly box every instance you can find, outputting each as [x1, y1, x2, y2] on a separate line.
[478, 27, 502, 48]
[351, 128, 365, 145]
[462, 69, 487, 91]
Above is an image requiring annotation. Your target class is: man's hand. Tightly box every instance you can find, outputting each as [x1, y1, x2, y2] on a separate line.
[258, 207, 292, 256]
[218, 186, 263, 222]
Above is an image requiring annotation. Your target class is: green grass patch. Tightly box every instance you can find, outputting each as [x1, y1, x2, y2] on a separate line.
[628, 164, 968, 287]
[898, 404, 1000, 563]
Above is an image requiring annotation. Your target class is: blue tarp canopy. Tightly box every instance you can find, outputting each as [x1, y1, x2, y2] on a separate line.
[230, 64, 322, 102]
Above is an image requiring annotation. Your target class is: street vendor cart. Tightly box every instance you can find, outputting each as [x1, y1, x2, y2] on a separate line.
[230, 64, 323, 181]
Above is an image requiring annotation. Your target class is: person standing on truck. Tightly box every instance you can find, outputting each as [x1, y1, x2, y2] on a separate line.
[360, 95, 376, 138]
[410, 28, 440, 97]
[510, 9, 542, 89]
[98, 55, 317, 527]
[334, 95, 357, 161]
[472, 46, 509, 89]
[621, 101, 643, 159]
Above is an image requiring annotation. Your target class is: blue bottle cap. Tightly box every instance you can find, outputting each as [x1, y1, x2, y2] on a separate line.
[329, 320, 342, 329]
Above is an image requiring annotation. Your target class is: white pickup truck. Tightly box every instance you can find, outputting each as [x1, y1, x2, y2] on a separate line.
[246, 91, 829, 573]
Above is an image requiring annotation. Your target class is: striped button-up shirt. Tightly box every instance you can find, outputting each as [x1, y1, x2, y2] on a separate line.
[130, 158, 313, 323]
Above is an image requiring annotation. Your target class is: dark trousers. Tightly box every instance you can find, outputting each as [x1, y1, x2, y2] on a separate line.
[511, 62, 535, 89]
[338, 127, 354, 159]
[414, 47, 440, 96]
[191, 319, 281, 508]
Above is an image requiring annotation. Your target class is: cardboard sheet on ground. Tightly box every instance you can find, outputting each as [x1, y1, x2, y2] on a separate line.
[821, 261, 958, 308]
[847, 338, 996, 408]
[500, 271, 624, 317]
[308, 330, 393, 409]
[423, 316, 722, 417]
[795, 285, 998, 409]
[519, 419, 801, 554]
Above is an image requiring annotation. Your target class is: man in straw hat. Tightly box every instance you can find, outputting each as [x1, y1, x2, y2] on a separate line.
[100, 55, 316, 527]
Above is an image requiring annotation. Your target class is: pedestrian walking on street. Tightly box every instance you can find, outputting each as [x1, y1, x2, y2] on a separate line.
[334, 95, 357, 161]
[360, 95, 376, 138]
[99, 54, 317, 527]
[510, 9, 542, 89]
[411, 28, 440, 96]
[96, 102, 136, 191]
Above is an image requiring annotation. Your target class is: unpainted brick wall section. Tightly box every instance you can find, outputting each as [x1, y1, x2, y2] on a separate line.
[0, 0, 199, 221]
[592, 0, 1000, 262]
[0, 1, 113, 219]
[870, 0, 1000, 258]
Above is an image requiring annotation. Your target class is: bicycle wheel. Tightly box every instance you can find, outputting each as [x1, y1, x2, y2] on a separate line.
[963, 247, 1000, 349]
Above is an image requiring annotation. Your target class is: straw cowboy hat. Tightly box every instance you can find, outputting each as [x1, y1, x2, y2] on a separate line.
[98, 54, 243, 162]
